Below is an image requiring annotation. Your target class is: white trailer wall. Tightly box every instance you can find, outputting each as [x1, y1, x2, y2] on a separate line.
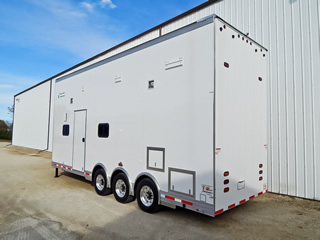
[12, 80, 52, 151]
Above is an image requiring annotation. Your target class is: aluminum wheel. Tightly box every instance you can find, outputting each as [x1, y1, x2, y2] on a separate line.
[95, 174, 105, 191]
[115, 179, 126, 198]
[140, 185, 154, 207]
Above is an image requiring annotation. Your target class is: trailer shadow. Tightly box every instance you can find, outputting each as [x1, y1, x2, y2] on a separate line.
[82, 199, 252, 240]
[60, 171, 92, 185]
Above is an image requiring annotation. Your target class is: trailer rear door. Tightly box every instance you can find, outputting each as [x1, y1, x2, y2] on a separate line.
[214, 18, 267, 214]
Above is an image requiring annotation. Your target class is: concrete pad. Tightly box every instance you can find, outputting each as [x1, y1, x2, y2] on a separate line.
[0, 141, 320, 239]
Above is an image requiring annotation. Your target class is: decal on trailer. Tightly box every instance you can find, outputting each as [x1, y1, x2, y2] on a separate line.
[201, 184, 213, 198]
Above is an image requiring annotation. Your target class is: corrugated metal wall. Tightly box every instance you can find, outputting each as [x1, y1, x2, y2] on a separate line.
[208, 0, 320, 200]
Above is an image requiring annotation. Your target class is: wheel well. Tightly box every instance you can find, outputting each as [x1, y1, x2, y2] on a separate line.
[92, 165, 103, 185]
[111, 169, 127, 185]
[134, 175, 157, 196]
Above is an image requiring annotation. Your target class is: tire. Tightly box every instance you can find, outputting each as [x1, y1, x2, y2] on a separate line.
[93, 169, 112, 196]
[112, 172, 134, 203]
[136, 178, 159, 213]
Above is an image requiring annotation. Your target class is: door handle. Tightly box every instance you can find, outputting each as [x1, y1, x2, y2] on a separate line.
[82, 138, 85, 142]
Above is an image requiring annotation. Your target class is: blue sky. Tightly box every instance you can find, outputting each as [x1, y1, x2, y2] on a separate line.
[0, 0, 206, 122]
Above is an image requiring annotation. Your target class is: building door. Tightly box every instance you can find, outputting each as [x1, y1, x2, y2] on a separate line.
[72, 110, 87, 172]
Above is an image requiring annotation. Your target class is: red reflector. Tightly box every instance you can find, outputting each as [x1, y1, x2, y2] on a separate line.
[249, 195, 255, 200]
[224, 171, 229, 177]
[68, 168, 71, 170]
[224, 62, 229, 68]
[216, 148, 221, 151]
[258, 192, 263, 196]
[238, 34, 240, 38]
[215, 209, 224, 215]
[259, 170, 263, 174]
[259, 164, 263, 168]
[63, 166, 66, 169]
[58, 165, 61, 167]
[258, 77, 262, 81]
[85, 173, 90, 176]
[224, 187, 230, 193]
[266, 190, 268, 192]
[223, 25, 226, 29]
[224, 179, 229, 185]
[181, 200, 193, 206]
[259, 176, 263, 181]
[228, 204, 236, 209]
[165, 195, 175, 201]
[54, 164, 57, 166]
[239, 199, 246, 204]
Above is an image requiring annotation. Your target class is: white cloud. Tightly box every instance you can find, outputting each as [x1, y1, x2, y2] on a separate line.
[81, 2, 94, 12]
[0, 84, 14, 90]
[29, 0, 86, 19]
[101, 0, 116, 9]
[0, 72, 40, 91]
[0, 94, 14, 105]
[1, 0, 121, 59]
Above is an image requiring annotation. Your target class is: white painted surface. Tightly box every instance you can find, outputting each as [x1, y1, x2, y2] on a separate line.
[72, 110, 87, 172]
[148, 150, 163, 170]
[214, 19, 267, 211]
[12, 81, 51, 150]
[170, 171, 194, 196]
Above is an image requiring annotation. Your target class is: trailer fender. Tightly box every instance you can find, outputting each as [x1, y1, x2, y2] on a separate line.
[111, 167, 134, 196]
[134, 173, 161, 205]
[92, 163, 111, 188]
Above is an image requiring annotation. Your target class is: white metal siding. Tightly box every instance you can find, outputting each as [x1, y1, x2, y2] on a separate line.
[12, 81, 51, 150]
[206, 0, 320, 200]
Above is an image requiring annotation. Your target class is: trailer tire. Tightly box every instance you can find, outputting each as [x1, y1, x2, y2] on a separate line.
[136, 178, 159, 213]
[94, 169, 112, 196]
[112, 172, 133, 203]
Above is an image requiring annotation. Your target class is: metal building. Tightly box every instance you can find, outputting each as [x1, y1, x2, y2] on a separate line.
[12, 0, 320, 200]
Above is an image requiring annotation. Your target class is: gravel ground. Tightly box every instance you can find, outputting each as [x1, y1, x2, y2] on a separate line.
[0, 141, 320, 240]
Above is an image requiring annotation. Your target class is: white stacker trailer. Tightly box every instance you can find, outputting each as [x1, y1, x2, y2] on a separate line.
[52, 15, 267, 217]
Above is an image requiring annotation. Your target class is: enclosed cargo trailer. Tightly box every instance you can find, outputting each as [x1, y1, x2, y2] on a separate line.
[52, 15, 267, 217]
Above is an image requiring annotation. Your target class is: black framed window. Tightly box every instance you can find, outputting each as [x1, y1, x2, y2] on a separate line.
[98, 123, 109, 138]
[62, 124, 69, 136]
